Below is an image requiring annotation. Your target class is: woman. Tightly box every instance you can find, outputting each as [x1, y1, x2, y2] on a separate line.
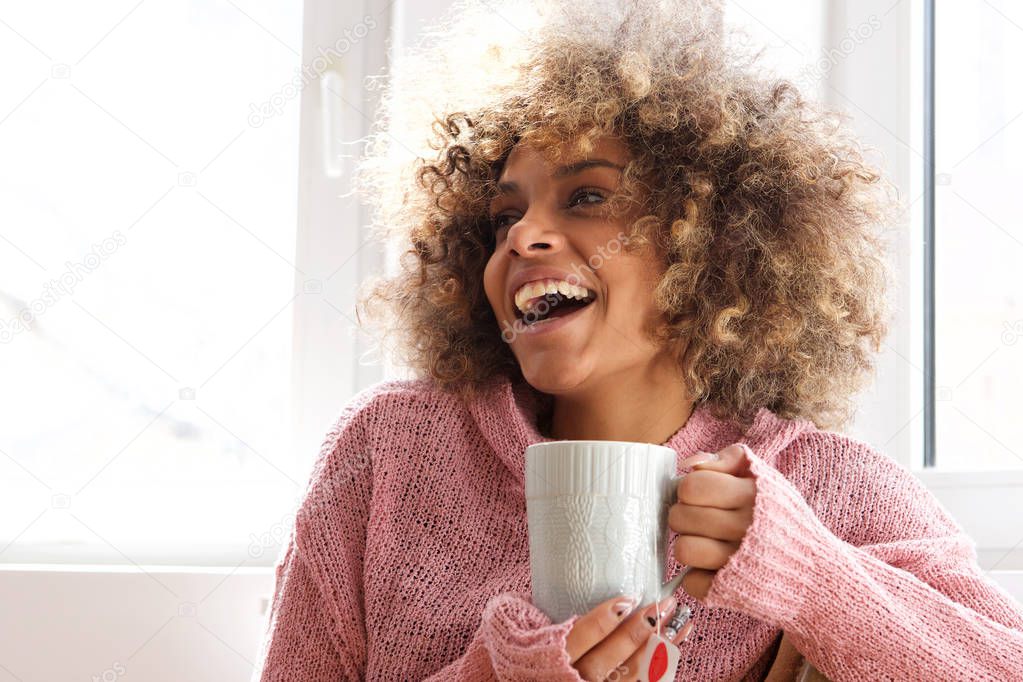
[255, 0, 1023, 679]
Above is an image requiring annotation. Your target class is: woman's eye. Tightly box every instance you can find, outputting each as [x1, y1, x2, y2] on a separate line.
[569, 189, 606, 207]
[488, 190, 604, 234]
[490, 214, 517, 231]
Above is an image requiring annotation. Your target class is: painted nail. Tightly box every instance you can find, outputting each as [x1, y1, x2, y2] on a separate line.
[681, 451, 719, 467]
[644, 595, 677, 627]
[611, 595, 639, 618]
[659, 569, 687, 601]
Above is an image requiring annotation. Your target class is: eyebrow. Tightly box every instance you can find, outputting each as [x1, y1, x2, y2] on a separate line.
[495, 158, 624, 195]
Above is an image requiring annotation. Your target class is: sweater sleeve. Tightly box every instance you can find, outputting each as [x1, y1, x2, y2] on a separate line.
[253, 528, 352, 681]
[701, 442, 1023, 682]
[255, 388, 587, 681]
[253, 396, 374, 682]
[421, 593, 586, 681]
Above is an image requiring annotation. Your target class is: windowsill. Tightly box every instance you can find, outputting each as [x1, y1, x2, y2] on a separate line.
[0, 562, 273, 574]
[916, 469, 1023, 488]
[0, 541, 285, 568]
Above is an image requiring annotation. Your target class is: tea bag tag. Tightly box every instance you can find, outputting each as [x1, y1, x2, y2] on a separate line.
[640, 632, 680, 682]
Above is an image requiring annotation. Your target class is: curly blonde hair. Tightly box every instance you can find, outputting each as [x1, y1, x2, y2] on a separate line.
[353, 0, 898, 432]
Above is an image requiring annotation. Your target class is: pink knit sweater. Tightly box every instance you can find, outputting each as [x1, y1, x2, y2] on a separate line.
[254, 375, 1023, 681]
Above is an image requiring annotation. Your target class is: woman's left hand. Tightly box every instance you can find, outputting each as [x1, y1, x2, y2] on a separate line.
[668, 443, 758, 601]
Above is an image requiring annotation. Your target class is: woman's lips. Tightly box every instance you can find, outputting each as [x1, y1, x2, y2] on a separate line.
[513, 296, 595, 336]
[510, 278, 597, 319]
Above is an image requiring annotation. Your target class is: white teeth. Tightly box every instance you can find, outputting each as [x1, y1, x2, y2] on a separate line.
[513, 278, 595, 315]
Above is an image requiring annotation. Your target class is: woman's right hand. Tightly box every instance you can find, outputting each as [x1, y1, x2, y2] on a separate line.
[564, 593, 694, 681]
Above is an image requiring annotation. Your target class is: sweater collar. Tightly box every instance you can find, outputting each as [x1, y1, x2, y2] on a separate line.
[466, 374, 817, 485]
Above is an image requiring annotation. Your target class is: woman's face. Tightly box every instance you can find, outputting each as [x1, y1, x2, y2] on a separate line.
[483, 134, 673, 395]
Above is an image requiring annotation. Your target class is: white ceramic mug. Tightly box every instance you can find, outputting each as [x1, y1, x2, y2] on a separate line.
[525, 440, 688, 624]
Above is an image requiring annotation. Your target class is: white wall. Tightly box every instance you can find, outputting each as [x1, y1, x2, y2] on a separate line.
[0, 566, 271, 682]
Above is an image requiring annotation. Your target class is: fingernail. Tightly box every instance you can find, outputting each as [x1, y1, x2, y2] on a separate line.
[611, 595, 638, 618]
[660, 569, 687, 600]
[644, 595, 677, 626]
[681, 451, 719, 467]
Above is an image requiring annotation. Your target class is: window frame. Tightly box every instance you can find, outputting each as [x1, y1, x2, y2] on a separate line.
[826, 0, 1023, 571]
[13, 0, 1020, 572]
[0, 0, 394, 569]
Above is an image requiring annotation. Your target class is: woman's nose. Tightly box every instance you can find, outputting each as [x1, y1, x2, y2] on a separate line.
[506, 216, 565, 257]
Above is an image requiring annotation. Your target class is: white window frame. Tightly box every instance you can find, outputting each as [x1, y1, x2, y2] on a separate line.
[824, 0, 1023, 571]
[9, 0, 1015, 573]
[290, 0, 390, 467]
[0, 0, 393, 569]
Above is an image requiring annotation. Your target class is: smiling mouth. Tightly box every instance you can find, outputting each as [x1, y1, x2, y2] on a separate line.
[515, 280, 597, 327]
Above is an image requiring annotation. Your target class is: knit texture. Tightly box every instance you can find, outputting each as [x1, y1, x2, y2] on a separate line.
[253, 375, 1023, 681]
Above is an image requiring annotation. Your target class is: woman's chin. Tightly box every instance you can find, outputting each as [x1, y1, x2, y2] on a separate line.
[518, 358, 594, 396]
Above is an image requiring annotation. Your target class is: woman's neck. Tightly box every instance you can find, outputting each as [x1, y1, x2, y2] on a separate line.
[544, 367, 694, 444]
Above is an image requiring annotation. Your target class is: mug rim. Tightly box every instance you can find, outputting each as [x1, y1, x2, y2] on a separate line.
[526, 440, 676, 449]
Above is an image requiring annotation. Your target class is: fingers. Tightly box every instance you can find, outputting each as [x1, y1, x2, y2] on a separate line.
[674, 469, 756, 509]
[565, 594, 641, 663]
[572, 595, 678, 681]
[681, 567, 716, 600]
[684, 443, 753, 477]
[668, 502, 753, 541]
[672, 534, 740, 569]
[669, 619, 696, 644]
[617, 608, 695, 680]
